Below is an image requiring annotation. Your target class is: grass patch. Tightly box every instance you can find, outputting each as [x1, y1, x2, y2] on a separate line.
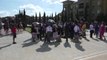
[25, 27, 31, 33]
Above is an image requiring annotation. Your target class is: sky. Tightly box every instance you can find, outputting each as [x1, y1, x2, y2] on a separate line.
[0, 0, 78, 17]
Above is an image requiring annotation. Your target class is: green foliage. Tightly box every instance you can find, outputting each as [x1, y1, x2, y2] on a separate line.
[25, 27, 31, 33]
[35, 13, 37, 22]
[43, 12, 46, 23]
[39, 12, 41, 22]
[96, 13, 106, 23]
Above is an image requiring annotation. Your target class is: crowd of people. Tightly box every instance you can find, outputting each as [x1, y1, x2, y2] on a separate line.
[0, 19, 107, 44]
[0, 20, 24, 44]
[31, 20, 107, 43]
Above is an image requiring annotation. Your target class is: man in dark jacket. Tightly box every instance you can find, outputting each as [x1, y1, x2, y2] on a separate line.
[69, 22, 74, 39]
[64, 22, 70, 41]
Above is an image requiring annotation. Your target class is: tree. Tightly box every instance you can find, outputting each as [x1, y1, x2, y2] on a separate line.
[42, 12, 46, 23]
[35, 13, 37, 22]
[46, 15, 49, 22]
[32, 16, 35, 22]
[39, 12, 41, 23]
[54, 12, 57, 22]
[96, 13, 106, 23]
[61, 11, 64, 23]
[57, 14, 60, 23]
[51, 13, 54, 19]
[84, 3, 89, 21]
[64, 11, 67, 22]
[22, 9, 27, 30]
[105, 14, 107, 24]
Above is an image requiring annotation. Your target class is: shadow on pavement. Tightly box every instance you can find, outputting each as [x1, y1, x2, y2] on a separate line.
[92, 38, 99, 41]
[100, 38, 107, 43]
[0, 34, 12, 38]
[64, 40, 71, 48]
[22, 39, 40, 47]
[84, 38, 90, 41]
[49, 41, 61, 47]
[102, 40, 107, 43]
[0, 44, 11, 50]
[36, 42, 51, 52]
[71, 39, 76, 43]
[75, 43, 85, 51]
[24, 38, 32, 42]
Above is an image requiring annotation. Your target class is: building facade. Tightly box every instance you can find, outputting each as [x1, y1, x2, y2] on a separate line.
[62, 0, 76, 22]
[78, 0, 107, 22]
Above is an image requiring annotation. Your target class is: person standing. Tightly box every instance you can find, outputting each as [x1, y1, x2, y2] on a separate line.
[31, 23, 37, 42]
[36, 25, 40, 40]
[58, 22, 63, 36]
[90, 23, 94, 38]
[17, 22, 23, 32]
[99, 22, 106, 40]
[69, 22, 74, 39]
[0, 21, 2, 35]
[53, 24, 61, 42]
[81, 22, 87, 38]
[11, 25, 17, 44]
[4, 20, 9, 34]
[45, 25, 53, 43]
[74, 23, 80, 43]
[64, 22, 70, 42]
[39, 23, 44, 40]
[94, 21, 99, 38]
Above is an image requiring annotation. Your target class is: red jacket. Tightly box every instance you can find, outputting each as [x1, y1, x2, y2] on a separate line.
[11, 27, 16, 33]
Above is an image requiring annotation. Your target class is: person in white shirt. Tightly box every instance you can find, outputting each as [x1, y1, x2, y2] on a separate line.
[45, 25, 53, 43]
[46, 25, 53, 33]
[90, 23, 94, 38]
[74, 23, 81, 43]
[74, 25, 80, 33]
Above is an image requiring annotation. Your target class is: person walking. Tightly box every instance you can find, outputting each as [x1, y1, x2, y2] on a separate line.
[64, 22, 70, 42]
[90, 23, 94, 38]
[99, 22, 106, 40]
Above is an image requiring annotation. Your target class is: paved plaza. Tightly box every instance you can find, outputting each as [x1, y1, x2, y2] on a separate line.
[0, 31, 107, 60]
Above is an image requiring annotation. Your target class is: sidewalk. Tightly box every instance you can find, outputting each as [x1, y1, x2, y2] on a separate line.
[0, 31, 107, 60]
[84, 53, 107, 60]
